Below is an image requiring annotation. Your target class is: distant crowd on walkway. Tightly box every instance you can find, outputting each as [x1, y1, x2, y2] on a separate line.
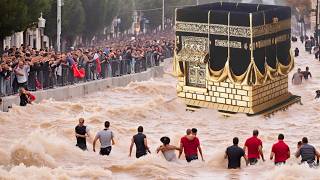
[75, 119, 320, 169]
[291, 35, 320, 99]
[0, 31, 174, 99]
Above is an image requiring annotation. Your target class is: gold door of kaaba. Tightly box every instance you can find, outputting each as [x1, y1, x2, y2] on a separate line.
[187, 62, 206, 88]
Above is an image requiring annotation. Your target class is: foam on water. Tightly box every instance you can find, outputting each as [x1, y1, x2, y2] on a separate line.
[0, 41, 320, 179]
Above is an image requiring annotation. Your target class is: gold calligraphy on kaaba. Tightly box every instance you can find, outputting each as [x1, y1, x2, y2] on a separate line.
[182, 36, 208, 52]
[215, 40, 242, 49]
[176, 36, 208, 88]
[253, 34, 290, 49]
[176, 19, 291, 38]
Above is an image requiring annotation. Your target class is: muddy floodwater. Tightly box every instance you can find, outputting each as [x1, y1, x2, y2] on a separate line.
[1, 41, 320, 179]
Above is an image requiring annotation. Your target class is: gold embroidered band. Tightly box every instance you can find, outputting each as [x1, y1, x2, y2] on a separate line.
[176, 19, 290, 38]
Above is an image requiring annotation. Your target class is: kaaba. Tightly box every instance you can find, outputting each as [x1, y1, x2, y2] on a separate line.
[174, 2, 300, 115]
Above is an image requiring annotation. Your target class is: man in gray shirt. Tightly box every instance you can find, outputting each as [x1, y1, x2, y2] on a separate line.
[93, 121, 115, 156]
[295, 137, 320, 166]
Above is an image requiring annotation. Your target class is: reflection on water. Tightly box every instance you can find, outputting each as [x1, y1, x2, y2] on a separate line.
[1, 41, 320, 179]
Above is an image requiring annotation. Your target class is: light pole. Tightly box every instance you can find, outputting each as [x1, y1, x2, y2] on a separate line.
[57, 0, 63, 52]
[316, 0, 319, 46]
[38, 12, 46, 49]
[162, 0, 165, 30]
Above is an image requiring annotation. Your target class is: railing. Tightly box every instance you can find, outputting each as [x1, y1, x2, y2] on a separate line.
[0, 49, 173, 97]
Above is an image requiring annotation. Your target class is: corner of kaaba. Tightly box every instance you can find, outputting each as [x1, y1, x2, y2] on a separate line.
[174, 2, 301, 116]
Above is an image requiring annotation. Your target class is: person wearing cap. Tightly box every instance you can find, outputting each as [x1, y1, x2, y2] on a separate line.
[157, 136, 180, 161]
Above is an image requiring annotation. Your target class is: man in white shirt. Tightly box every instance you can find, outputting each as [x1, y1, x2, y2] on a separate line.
[14, 60, 30, 89]
[93, 121, 115, 156]
[292, 68, 303, 85]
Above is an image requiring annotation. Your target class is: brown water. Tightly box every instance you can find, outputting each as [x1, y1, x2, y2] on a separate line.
[1, 41, 320, 180]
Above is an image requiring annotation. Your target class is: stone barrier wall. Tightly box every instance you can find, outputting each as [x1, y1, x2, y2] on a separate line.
[0, 65, 164, 112]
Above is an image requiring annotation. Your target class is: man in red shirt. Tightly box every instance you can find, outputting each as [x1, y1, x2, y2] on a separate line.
[244, 129, 265, 165]
[270, 134, 290, 165]
[179, 128, 204, 162]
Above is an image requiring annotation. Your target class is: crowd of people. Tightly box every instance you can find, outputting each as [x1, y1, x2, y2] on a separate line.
[0, 31, 174, 100]
[292, 35, 320, 99]
[75, 119, 320, 169]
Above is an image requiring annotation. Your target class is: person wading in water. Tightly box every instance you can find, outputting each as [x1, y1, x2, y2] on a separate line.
[93, 121, 115, 156]
[129, 126, 150, 158]
[75, 118, 90, 150]
[157, 136, 180, 161]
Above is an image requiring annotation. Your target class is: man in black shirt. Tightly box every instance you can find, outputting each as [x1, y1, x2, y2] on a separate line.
[225, 137, 248, 169]
[301, 66, 312, 80]
[129, 126, 150, 158]
[75, 118, 90, 150]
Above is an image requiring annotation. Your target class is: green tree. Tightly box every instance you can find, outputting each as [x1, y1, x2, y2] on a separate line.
[80, 0, 120, 43]
[117, 0, 134, 33]
[25, 0, 52, 27]
[134, 0, 195, 29]
[81, 0, 108, 43]
[62, 0, 85, 47]
[105, 0, 120, 29]
[44, 0, 57, 45]
[0, 0, 28, 40]
[45, 0, 85, 48]
[0, 0, 51, 51]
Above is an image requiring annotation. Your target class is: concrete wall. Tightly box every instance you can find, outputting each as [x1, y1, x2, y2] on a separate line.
[0, 65, 164, 112]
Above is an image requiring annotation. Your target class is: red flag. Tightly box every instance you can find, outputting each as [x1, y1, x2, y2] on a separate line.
[95, 58, 101, 74]
[28, 93, 36, 102]
[72, 64, 85, 78]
